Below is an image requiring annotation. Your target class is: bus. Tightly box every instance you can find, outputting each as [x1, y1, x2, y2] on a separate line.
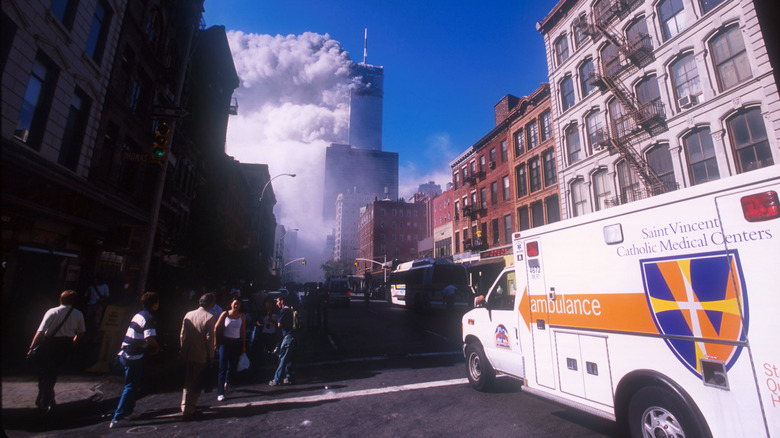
[388, 257, 472, 310]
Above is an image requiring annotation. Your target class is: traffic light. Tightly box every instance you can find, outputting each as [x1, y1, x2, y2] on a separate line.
[151, 122, 172, 165]
[302, 259, 307, 266]
[354, 261, 358, 267]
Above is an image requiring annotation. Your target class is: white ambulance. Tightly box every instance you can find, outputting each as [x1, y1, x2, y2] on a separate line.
[462, 166, 779, 437]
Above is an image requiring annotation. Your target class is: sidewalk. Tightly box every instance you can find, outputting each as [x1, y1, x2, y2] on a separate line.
[2, 372, 125, 410]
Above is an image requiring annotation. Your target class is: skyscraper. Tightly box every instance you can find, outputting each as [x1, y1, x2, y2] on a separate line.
[348, 63, 384, 151]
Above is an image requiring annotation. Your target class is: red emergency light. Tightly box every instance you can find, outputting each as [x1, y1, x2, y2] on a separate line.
[741, 191, 779, 222]
[526, 241, 539, 257]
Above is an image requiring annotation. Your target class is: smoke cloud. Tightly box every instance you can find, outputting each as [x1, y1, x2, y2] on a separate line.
[225, 31, 359, 281]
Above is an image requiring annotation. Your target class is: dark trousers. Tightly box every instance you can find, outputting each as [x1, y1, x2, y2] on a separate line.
[36, 337, 72, 409]
[218, 338, 242, 395]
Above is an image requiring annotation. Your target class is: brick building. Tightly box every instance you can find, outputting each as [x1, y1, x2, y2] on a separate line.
[356, 199, 427, 273]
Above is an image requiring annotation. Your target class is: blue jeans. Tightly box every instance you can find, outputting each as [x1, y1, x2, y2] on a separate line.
[218, 338, 242, 395]
[113, 356, 143, 421]
[273, 334, 294, 383]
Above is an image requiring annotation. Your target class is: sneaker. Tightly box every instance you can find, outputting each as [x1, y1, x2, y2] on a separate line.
[282, 378, 291, 385]
[217, 394, 225, 402]
[109, 419, 121, 429]
[268, 380, 279, 386]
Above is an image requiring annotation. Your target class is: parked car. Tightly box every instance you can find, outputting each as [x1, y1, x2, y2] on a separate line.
[325, 276, 352, 307]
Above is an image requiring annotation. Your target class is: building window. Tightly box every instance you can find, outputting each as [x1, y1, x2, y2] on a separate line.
[566, 124, 582, 164]
[479, 155, 486, 173]
[617, 161, 641, 203]
[626, 18, 651, 49]
[609, 98, 629, 138]
[571, 179, 590, 217]
[518, 206, 530, 231]
[543, 149, 557, 187]
[58, 88, 92, 171]
[636, 75, 661, 106]
[531, 202, 545, 228]
[573, 14, 588, 48]
[490, 181, 498, 205]
[470, 160, 476, 176]
[670, 53, 701, 109]
[647, 144, 677, 187]
[500, 140, 508, 162]
[545, 195, 560, 223]
[454, 200, 460, 220]
[592, 169, 612, 211]
[454, 231, 460, 253]
[580, 59, 595, 97]
[502, 175, 511, 201]
[85, 0, 112, 63]
[453, 173, 459, 190]
[527, 121, 539, 149]
[711, 26, 752, 91]
[480, 187, 487, 210]
[514, 129, 525, 156]
[515, 164, 527, 197]
[700, 0, 726, 14]
[727, 108, 773, 172]
[14, 54, 58, 149]
[489, 148, 496, 166]
[561, 77, 576, 111]
[492, 219, 500, 245]
[529, 158, 542, 192]
[601, 42, 620, 78]
[586, 111, 604, 150]
[658, 0, 688, 41]
[554, 35, 570, 65]
[540, 110, 553, 141]
[683, 128, 720, 185]
[145, 8, 163, 49]
[51, 0, 78, 29]
[503, 215, 513, 244]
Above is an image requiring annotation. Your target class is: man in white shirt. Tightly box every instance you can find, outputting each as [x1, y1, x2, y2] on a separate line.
[28, 290, 86, 413]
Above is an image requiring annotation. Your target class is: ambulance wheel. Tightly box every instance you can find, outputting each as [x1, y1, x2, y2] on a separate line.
[627, 385, 709, 438]
[465, 342, 494, 391]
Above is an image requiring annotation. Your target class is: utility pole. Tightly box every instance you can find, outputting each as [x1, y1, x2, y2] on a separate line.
[136, 3, 201, 296]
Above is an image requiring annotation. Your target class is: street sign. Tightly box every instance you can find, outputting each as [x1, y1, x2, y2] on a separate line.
[122, 151, 152, 163]
[152, 106, 189, 118]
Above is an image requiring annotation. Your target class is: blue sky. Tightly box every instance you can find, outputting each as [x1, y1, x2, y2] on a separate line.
[204, 0, 559, 194]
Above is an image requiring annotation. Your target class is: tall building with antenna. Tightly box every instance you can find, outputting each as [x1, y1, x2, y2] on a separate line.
[348, 29, 384, 151]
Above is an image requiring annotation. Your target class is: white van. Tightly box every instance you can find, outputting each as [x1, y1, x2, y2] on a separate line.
[462, 166, 779, 437]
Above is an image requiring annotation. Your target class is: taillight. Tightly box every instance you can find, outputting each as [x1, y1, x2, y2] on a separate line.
[526, 241, 539, 257]
[741, 191, 779, 222]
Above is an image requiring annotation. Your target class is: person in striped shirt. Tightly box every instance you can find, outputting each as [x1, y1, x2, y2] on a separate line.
[110, 292, 160, 429]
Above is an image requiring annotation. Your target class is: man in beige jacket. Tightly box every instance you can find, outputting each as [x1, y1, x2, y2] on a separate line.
[180, 293, 217, 419]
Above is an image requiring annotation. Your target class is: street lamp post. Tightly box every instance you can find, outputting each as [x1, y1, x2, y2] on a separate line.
[260, 173, 296, 203]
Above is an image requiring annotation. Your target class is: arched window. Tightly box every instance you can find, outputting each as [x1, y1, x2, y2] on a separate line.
[586, 111, 605, 149]
[626, 17, 651, 51]
[566, 124, 582, 164]
[727, 108, 773, 173]
[710, 26, 752, 91]
[670, 53, 701, 109]
[592, 169, 611, 211]
[683, 128, 720, 185]
[600, 42, 620, 77]
[561, 77, 576, 111]
[616, 161, 641, 203]
[554, 35, 570, 65]
[571, 179, 591, 217]
[580, 59, 595, 96]
[700, 0, 726, 14]
[658, 0, 687, 41]
[609, 98, 629, 139]
[573, 14, 588, 49]
[646, 144, 677, 189]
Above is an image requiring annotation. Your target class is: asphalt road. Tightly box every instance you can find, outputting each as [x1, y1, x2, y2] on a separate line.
[3, 297, 617, 437]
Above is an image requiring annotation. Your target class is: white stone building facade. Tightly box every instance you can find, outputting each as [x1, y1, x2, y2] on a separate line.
[539, 0, 779, 219]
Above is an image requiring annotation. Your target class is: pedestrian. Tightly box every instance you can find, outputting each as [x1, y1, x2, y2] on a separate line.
[27, 290, 86, 414]
[110, 292, 160, 429]
[269, 292, 295, 386]
[215, 297, 245, 401]
[85, 276, 109, 335]
[314, 283, 328, 329]
[261, 295, 279, 354]
[179, 293, 216, 419]
[442, 284, 457, 310]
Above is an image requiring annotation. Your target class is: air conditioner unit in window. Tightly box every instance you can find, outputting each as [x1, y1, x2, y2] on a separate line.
[678, 94, 698, 109]
[488, 161, 496, 169]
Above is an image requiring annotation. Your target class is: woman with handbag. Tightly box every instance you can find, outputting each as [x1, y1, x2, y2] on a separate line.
[214, 297, 245, 402]
[27, 290, 85, 414]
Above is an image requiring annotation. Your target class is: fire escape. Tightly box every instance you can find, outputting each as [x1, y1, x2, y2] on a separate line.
[574, 0, 676, 200]
[460, 169, 487, 252]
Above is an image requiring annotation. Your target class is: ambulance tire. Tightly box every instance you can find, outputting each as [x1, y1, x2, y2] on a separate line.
[465, 342, 494, 391]
[627, 385, 710, 438]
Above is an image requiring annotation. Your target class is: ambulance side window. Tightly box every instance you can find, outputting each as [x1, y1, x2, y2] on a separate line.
[487, 271, 516, 311]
